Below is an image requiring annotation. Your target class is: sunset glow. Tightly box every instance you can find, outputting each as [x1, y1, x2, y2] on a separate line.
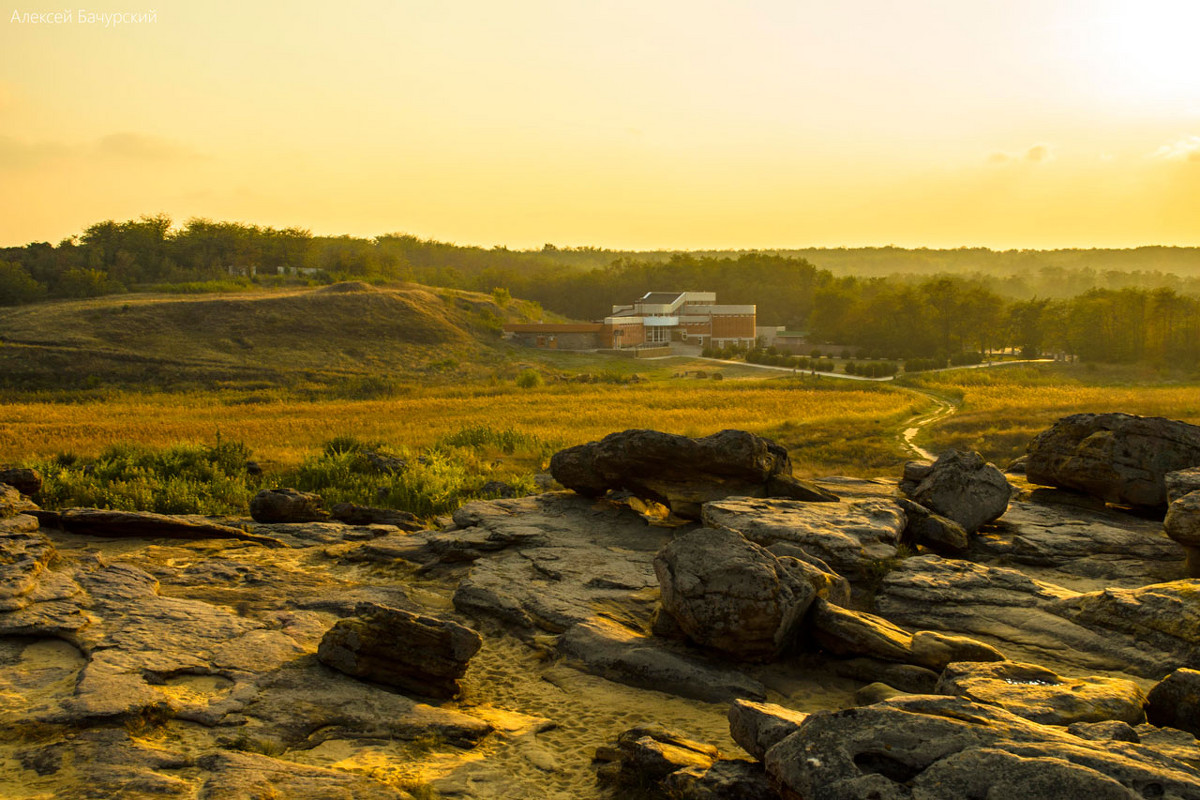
[2, 0, 1198, 248]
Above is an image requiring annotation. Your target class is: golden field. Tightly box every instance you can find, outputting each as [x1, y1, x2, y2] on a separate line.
[0, 378, 924, 477]
[912, 363, 1200, 465]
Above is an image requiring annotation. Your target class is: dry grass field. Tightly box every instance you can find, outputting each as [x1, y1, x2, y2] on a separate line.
[910, 363, 1200, 465]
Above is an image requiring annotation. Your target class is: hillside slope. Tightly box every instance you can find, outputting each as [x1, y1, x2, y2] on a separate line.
[0, 282, 541, 390]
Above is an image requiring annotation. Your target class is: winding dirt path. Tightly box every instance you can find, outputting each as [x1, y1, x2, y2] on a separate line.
[895, 386, 958, 461]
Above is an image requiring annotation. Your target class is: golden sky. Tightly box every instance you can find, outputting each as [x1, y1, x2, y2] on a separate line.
[2, 0, 1198, 248]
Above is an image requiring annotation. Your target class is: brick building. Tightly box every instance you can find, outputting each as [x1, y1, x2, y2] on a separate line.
[504, 291, 756, 350]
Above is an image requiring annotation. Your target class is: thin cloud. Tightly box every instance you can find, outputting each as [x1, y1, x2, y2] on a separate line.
[0, 136, 73, 169]
[986, 144, 1053, 166]
[1150, 135, 1200, 162]
[95, 132, 201, 161]
[1024, 144, 1051, 163]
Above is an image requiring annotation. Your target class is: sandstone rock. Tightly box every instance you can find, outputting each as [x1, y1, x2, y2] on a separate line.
[1026, 412, 1200, 508]
[557, 617, 767, 703]
[57, 508, 284, 546]
[661, 759, 778, 800]
[1069, 720, 1142, 743]
[702, 497, 906, 581]
[1168, 468, 1200, 503]
[825, 657, 940, 694]
[1148, 668, 1200, 737]
[853, 682, 909, 705]
[197, 750, 408, 799]
[595, 725, 718, 788]
[550, 428, 794, 518]
[908, 630, 1006, 672]
[935, 660, 1147, 725]
[317, 602, 482, 698]
[728, 698, 809, 761]
[249, 488, 328, 523]
[806, 598, 913, 663]
[972, 498, 1187, 584]
[0, 468, 42, 496]
[763, 694, 1200, 800]
[765, 544, 851, 605]
[764, 474, 840, 503]
[906, 449, 1012, 533]
[654, 527, 815, 660]
[1166, 491, 1200, 577]
[328, 502, 423, 531]
[876, 555, 1200, 678]
[897, 498, 969, 553]
[0, 483, 38, 518]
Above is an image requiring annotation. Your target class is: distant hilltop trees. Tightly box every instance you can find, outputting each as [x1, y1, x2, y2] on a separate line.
[2, 215, 1199, 366]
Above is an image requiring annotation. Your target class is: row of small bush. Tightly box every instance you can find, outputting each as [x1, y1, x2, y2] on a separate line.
[33, 426, 554, 520]
[845, 360, 899, 377]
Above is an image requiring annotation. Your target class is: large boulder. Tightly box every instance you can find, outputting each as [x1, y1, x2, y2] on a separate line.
[0, 468, 42, 496]
[1026, 413, 1200, 508]
[702, 497, 906, 581]
[250, 488, 328, 523]
[56, 508, 283, 546]
[316, 602, 482, 698]
[1147, 668, 1200, 737]
[876, 555, 1200, 678]
[1166, 491, 1200, 576]
[594, 725, 718, 787]
[550, 428, 833, 518]
[807, 598, 915, 663]
[1168, 469, 1200, 503]
[654, 527, 816, 660]
[935, 660, 1147, 726]
[728, 698, 809, 761]
[905, 449, 1012, 533]
[764, 695, 1200, 800]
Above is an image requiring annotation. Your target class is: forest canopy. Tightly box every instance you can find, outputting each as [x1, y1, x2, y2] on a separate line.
[2, 215, 1199, 366]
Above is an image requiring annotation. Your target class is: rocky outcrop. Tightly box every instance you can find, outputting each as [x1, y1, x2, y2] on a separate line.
[971, 498, 1187, 584]
[702, 497, 905, 581]
[329, 501, 423, 531]
[1147, 668, 1200, 737]
[0, 483, 38, 518]
[897, 498, 969, 554]
[654, 527, 815, 660]
[935, 660, 1147, 726]
[904, 449, 1012, 533]
[249, 488, 328, 523]
[728, 699, 808, 761]
[55, 508, 284, 546]
[317, 602, 482, 698]
[550, 428, 834, 518]
[1026, 412, 1200, 507]
[908, 630, 1005, 672]
[1167, 491, 1200, 576]
[763, 695, 1200, 800]
[876, 555, 1200, 678]
[0, 468, 42, 496]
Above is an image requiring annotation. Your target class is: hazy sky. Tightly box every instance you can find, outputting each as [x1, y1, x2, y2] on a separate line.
[2, 0, 1198, 248]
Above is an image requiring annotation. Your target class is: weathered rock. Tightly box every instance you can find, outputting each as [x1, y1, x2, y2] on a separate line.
[595, 725, 718, 788]
[1006, 455, 1028, 475]
[661, 759, 778, 800]
[0, 468, 42, 496]
[728, 699, 809, 761]
[317, 602, 482, 698]
[197, 750, 408, 799]
[972, 498, 1187, 584]
[702, 497, 906, 581]
[1168, 468, 1200, 503]
[876, 555, 1200, 678]
[1068, 720, 1142, 743]
[550, 428, 793, 518]
[764, 544, 851, 606]
[558, 616, 767, 703]
[328, 502, 423, 531]
[654, 527, 815, 660]
[1148, 668, 1200, 737]
[825, 657, 940, 694]
[1166, 491, 1200, 577]
[1026, 412, 1200, 508]
[908, 630, 1006, 672]
[0, 528, 56, 612]
[0, 483, 38, 518]
[853, 682, 909, 705]
[764, 694, 1200, 800]
[935, 660, 1147, 725]
[764, 474, 840, 503]
[806, 598, 913, 663]
[897, 498, 969, 554]
[57, 508, 284, 546]
[249, 488, 328, 523]
[906, 449, 1012, 533]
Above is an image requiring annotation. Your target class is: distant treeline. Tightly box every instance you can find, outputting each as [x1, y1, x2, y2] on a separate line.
[2, 215, 1199, 365]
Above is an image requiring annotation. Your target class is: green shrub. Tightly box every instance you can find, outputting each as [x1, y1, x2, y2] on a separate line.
[515, 369, 542, 389]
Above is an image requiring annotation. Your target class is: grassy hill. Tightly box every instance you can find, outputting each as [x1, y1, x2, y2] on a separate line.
[0, 281, 545, 391]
